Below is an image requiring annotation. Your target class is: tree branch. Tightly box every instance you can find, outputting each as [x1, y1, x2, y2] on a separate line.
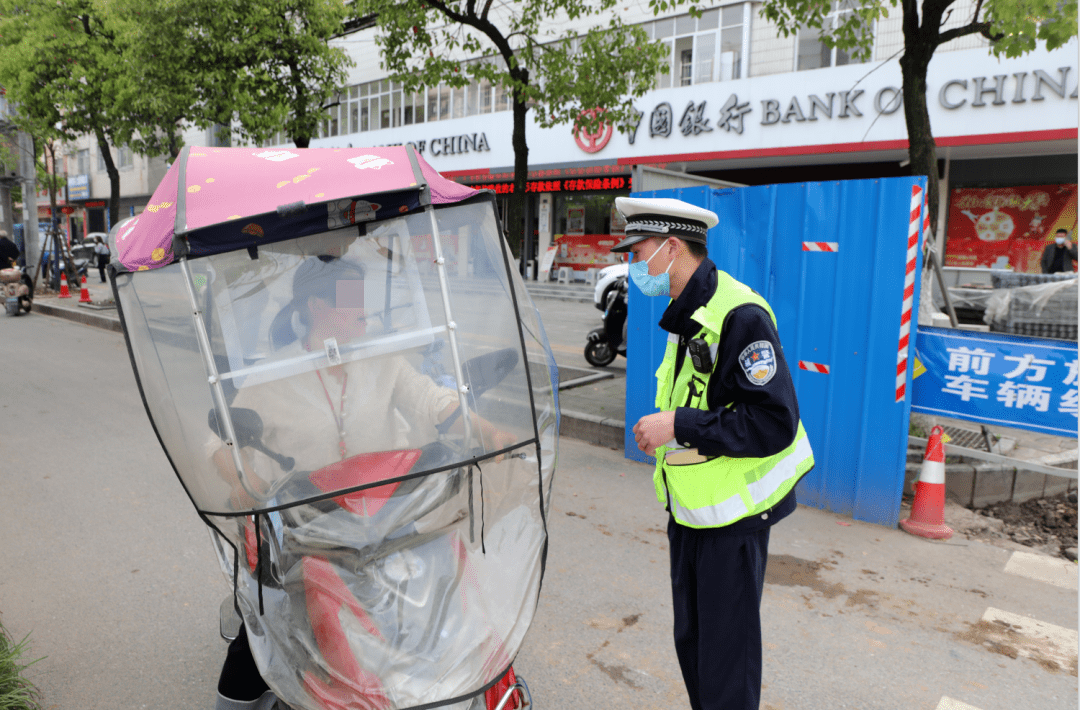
[421, 0, 518, 71]
[936, 21, 998, 45]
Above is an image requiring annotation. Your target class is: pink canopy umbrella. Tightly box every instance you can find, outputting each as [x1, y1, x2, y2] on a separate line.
[115, 146, 478, 273]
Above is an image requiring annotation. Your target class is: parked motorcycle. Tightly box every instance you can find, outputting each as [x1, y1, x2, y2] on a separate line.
[584, 275, 627, 367]
[1, 264, 33, 315]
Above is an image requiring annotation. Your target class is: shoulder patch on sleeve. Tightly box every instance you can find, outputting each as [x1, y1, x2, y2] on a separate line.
[739, 340, 777, 386]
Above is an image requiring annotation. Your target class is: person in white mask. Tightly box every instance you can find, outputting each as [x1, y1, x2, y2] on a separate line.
[1041, 228, 1077, 274]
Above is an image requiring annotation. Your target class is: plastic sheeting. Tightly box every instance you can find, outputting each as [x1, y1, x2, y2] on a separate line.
[983, 277, 1078, 327]
[114, 197, 557, 709]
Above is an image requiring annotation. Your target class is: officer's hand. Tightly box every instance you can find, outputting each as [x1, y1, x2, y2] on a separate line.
[632, 411, 676, 456]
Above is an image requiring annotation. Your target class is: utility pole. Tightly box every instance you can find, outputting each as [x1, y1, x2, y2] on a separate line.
[0, 95, 16, 242]
[16, 130, 40, 281]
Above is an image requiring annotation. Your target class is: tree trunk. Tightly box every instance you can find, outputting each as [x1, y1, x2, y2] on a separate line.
[94, 126, 121, 229]
[511, 73, 529, 277]
[899, 49, 939, 236]
[168, 124, 183, 160]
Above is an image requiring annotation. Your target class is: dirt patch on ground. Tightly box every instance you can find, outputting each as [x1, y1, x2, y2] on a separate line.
[976, 492, 1078, 560]
[907, 491, 1078, 560]
[956, 619, 1079, 676]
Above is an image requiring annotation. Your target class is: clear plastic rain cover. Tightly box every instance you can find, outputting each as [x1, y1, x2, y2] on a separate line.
[114, 200, 558, 710]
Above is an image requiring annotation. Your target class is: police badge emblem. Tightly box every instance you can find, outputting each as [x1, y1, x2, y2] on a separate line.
[739, 340, 776, 386]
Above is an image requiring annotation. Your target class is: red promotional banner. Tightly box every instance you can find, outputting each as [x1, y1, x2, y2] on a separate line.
[551, 234, 624, 271]
[944, 184, 1077, 273]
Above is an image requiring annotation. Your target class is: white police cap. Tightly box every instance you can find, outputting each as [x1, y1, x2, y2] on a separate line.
[610, 197, 719, 252]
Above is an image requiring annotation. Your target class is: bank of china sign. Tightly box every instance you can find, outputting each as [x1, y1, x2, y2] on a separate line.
[622, 67, 1075, 144]
[356, 45, 1076, 166]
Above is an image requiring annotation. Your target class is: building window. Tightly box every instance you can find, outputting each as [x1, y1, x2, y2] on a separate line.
[117, 145, 133, 169]
[797, 0, 871, 71]
[648, 6, 746, 88]
[76, 149, 89, 175]
[719, 6, 745, 81]
[330, 67, 513, 136]
[97, 146, 106, 172]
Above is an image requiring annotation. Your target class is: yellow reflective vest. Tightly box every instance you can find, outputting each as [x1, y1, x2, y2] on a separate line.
[654, 271, 814, 529]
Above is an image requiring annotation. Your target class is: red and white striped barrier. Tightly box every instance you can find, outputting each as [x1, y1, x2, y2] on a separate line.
[899, 425, 954, 540]
[802, 242, 839, 252]
[895, 184, 922, 402]
[798, 361, 830, 374]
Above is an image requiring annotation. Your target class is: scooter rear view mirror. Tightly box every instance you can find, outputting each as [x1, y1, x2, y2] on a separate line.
[208, 407, 296, 472]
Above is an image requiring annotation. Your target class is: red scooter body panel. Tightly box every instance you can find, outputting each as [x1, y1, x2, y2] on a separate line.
[309, 449, 423, 517]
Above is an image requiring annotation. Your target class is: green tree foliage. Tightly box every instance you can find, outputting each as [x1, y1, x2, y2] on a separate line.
[0, 0, 352, 230]
[223, 0, 354, 148]
[358, 0, 668, 258]
[111, 0, 354, 153]
[0, 0, 130, 226]
[723, 0, 1077, 233]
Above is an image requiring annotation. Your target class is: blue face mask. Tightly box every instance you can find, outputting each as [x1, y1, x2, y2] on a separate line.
[629, 242, 672, 297]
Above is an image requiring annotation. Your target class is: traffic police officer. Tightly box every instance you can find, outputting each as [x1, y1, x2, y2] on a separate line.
[611, 196, 814, 710]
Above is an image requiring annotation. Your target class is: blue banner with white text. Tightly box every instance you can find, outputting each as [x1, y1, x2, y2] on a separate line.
[911, 326, 1078, 437]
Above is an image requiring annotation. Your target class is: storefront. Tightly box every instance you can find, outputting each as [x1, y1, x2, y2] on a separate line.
[302, 38, 1077, 279]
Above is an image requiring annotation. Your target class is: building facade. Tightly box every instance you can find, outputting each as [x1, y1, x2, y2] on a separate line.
[283, 0, 1078, 277]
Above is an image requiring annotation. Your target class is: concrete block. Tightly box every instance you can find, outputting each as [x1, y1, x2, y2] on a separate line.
[944, 466, 975, 507]
[1011, 470, 1047, 503]
[971, 466, 1015, 508]
[1043, 475, 1072, 498]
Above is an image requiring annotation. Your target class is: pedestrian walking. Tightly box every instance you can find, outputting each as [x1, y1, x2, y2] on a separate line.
[610, 196, 814, 710]
[93, 235, 110, 283]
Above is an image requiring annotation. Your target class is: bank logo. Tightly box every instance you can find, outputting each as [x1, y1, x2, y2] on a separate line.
[740, 340, 777, 386]
[574, 108, 613, 154]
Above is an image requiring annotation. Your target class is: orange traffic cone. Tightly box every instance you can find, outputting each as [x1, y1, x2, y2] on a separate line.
[900, 425, 954, 540]
[58, 271, 71, 298]
[78, 274, 92, 303]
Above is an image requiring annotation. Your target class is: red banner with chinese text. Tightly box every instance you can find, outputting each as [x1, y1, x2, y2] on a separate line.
[551, 234, 625, 271]
[944, 184, 1077, 273]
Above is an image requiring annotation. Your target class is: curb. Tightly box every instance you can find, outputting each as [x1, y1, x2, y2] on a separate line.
[524, 286, 595, 304]
[33, 301, 123, 333]
[559, 408, 625, 450]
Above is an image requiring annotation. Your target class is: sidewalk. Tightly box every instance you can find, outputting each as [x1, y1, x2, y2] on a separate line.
[30, 276, 123, 333]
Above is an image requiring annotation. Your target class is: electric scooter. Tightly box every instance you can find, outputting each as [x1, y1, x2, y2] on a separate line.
[1, 263, 33, 315]
[584, 275, 627, 367]
[110, 145, 557, 710]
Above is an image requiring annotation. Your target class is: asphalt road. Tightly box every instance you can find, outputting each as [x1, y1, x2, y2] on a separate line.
[1, 310, 1076, 710]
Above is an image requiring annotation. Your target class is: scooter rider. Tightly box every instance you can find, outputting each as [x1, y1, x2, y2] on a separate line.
[612, 197, 814, 710]
[213, 255, 515, 710]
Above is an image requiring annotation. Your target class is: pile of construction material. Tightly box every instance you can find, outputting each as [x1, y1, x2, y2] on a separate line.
[984, 273, 1077, 340]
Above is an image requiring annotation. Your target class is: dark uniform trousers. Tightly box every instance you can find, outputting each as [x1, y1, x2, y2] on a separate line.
[668, 515, 770, 710]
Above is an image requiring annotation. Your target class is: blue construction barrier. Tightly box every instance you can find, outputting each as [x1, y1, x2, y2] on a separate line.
[626, 178, 926, 527]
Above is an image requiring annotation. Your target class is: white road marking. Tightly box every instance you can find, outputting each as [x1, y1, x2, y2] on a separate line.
[936, 697, 982, 710]
[1003, 550, 1079, 590]
[980, 607, 1078, 671]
